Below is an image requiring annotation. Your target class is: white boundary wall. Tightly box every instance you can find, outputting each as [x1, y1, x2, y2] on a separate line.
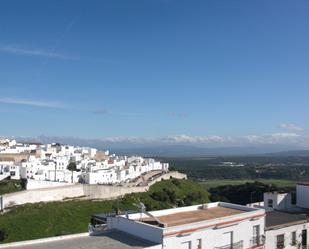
[0, 171, 186, 210]
[26, 179, 74, 190]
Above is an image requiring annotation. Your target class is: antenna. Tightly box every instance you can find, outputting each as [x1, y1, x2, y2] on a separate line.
[138, 202, 146, 213]
[134, 201, 167, 227]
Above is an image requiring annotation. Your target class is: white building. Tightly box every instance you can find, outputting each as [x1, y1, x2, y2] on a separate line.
[296, 182, 309, 209]
[265, 210, 309, 249]
[81, 168, 117, 184]
[90, 202, 265, 249]
[0, 139, 169, 186]
[256, 182, 309, 249]
[0, 161, 14, 180]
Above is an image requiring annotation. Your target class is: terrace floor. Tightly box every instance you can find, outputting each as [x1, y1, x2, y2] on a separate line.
[141, 206, 246, 227]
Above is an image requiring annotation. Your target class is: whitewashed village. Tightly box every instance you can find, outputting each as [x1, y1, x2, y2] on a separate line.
[0, 138, 169, 187]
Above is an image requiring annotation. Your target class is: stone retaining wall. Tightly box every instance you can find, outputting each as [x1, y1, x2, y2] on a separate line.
[0, 171, 187, 210]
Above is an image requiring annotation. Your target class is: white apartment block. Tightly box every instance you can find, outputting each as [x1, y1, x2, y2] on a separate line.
[88, 184, 309, 249]
[265, 211, 309, 249]
[90, 202, 265, 249]
[247, 182, 309, 249]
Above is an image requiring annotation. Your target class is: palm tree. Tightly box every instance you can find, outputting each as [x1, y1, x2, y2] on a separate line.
[67, 162, 77, 183]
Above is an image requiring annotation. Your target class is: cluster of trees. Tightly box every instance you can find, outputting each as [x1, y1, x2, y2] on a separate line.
[166, 157, 309, 181]
[209, 181, 295, 205]
[116, 178, 210, 212]
[167, 163, 309, 180]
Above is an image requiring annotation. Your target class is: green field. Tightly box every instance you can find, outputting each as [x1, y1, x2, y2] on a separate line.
[0, 179, 209, 243]
[199, 179, 296, 189]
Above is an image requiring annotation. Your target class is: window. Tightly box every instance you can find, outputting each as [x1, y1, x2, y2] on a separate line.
[268, 199, 273, 208]
[253, 225, 261, 245]
[302, 230, 307, 247]
[197, 239, 202, 249]
[181, 241, 192, 249]
[276, 234, 284, 249]
[291, 231, 296, 245]
[223, 231, 233, 247]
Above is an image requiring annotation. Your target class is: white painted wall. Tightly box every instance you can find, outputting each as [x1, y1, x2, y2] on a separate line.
[265, 222, 309, 249]
[26, 179, 74, 190]
[108, 203, 265, 249]
[264, 192, 293, 212]
[107, 216, 163, 244]
[297, 184, 309, 209]
[163, 217, 264, 249]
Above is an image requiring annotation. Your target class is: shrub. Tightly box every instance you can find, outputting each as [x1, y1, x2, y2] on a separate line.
[0, 229, 7, 241]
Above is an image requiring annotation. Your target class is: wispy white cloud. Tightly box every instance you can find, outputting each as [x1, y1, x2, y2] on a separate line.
[0, 97, 67, 109]
[93, 133, 307, 146]
[243, 133, 301, 144]
[0, 45, 74, 60]
[279, 123, 303, 132]
[161, 134, 229, 144]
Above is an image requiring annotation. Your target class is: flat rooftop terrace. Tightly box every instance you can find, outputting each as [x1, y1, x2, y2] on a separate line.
[265, 211, 308, 230]
[0, 231, 157, 249]
[141, 206, 246, 227]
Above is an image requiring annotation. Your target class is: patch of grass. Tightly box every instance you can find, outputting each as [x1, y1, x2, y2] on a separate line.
[199, 179, 296, 189]
[0, 200, 115, 243]
[0, 179, 209, 243]
[0, 179, 23, 195]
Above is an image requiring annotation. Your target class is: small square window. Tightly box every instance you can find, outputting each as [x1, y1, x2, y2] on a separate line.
[268, 199, 273, 208]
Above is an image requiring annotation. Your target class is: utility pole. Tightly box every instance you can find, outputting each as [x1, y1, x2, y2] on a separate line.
[54, 160, 57, 182]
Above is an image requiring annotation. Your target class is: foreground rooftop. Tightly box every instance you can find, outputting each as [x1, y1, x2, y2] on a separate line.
[0, 231, 157, 249]
[265, 210, 308, 230]
[140, 206, 246, 227]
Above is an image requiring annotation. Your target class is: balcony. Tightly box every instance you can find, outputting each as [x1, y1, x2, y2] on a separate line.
[214, 241, 243, 249]
[276, 241, 284, 249]
[250, 235, 265, 247]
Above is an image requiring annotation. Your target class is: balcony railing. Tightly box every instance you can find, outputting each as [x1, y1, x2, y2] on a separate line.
[250, 235, 265, 246]
[276, 241, 284, 249]
[214, 241, 243, 249]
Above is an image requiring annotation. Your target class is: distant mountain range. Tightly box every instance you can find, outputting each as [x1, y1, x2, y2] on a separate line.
[263, 150, 309, 157]
[111, 145, 309, 157]
[12, 135, 309, 157]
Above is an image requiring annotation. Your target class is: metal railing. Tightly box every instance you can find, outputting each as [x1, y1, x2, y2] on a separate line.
[276, 241, 284, 249]
[214, 241, 243, 249]
[250, 235, 265, 246]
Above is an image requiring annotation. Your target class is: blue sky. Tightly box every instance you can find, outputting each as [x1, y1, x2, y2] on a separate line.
[0, 0, 309, 147]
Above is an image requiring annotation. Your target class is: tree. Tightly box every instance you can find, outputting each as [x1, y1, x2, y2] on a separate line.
[67, 162, 77, 183]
